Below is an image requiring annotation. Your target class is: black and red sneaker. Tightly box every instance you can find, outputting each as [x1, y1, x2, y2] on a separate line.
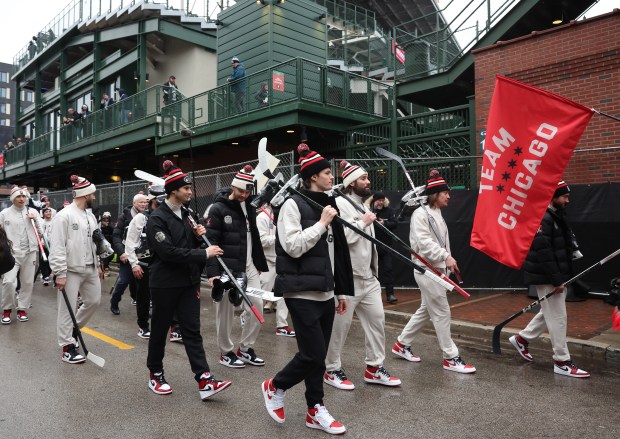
[149, 371, 172, 395]
[198, 372, 231, 400]
[61, 345, 85, 364]
[509, 334, 533, 362]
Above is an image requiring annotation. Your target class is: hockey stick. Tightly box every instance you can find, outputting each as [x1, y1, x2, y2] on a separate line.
[134, 170, 165, 187]
[182, 206, 265, 324]
[60, 288, 105, 367]
[108, 272, 120, 295]
[374, 147, 465, 285]
[492, 248, 620, 354]
[333, 187, 470, 298]
[30, 218, 47, 262]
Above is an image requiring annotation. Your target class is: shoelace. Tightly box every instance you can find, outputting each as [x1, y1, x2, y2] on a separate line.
[404, 346, 415, 356]
[376, 366, 391, 378]
[452, 356, 465, 366]
[315, 405, 336, 426]
[333, 369, 349, 381]
[154, 373, 168, 385]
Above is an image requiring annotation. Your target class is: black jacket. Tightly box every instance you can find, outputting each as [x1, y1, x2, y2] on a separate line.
[523, 207, 575, 286]
[372, 205, 397, 254]
[112, 206, 135, 255]
[146, 202, 207, 288]
[205, 189, 268, 278]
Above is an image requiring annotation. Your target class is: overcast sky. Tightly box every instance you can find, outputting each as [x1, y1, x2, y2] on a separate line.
[0, 0, 616, 63]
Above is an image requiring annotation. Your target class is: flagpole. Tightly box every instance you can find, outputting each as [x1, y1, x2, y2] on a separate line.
[593, 108, 620, 122]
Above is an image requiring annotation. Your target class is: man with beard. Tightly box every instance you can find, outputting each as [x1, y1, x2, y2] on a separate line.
[206, 165, 268, 368]
[509, 181, 590, 378]
[323, 161, 401, 391]
[49, 175, 102, 363]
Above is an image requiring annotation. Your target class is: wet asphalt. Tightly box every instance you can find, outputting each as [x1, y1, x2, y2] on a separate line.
[0, 276, 618, 439]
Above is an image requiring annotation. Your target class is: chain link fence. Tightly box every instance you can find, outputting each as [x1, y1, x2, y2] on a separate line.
[43, 152, 295, 221]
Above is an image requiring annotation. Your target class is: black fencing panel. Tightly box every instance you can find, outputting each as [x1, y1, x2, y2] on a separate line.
[383, 183, 620, 290]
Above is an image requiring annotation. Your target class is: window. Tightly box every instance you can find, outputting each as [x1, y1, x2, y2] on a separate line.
[0, 104, 6, 114]
[0, 72, 8, 83]
[21, 90, 34, 102]
[0, 119, 10, 126]
[0, 88, 6, 98]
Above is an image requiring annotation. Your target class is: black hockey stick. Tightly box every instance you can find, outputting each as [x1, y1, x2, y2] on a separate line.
[333, 187, 470, 298]
[60, 288, 105, 367]
[492, 248, 620, 354]
[182, 206, 264, 324]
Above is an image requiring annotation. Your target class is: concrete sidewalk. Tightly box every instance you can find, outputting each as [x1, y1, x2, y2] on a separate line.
[382, 288, 620, 370]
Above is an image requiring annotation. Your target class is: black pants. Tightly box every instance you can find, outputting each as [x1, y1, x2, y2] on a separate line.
[147, 285, 209, 381]
[136, 266, 151, 330]
[273, 297, 335, 408]
[111, 262, 137, 306]
[378, 251, 394, 294]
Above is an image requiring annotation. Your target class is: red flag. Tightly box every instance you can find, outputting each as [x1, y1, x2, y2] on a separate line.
[470, 76, 593, 269]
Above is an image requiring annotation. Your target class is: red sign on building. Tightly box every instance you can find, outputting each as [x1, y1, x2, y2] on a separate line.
[272, 71, 285, 91]
[0, 154, 4, 169]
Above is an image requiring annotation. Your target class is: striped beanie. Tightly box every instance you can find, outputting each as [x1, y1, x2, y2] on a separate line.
[340, 160, 367, 188]
[162, 160, 190, 194]
[70, 175, 96, 198]
[231, 165, 255, 191]
[423, 169, 450, 195]
[10, 185, 30, 202]
[553, 180, 570, 198]
[298, 143, 330, 180]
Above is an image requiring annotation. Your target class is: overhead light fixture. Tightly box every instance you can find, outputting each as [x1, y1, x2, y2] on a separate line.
[133, 70, 139, 80]
[173, 154, 179, 158]
[278, 0, 285, 3]
[110, 175, 121, 182]
[552, 10, 564, 25]
[256, 0, 265, 4]
[232, 142, 239, 145]
[115, 147, 120, 150]
[145, 73, 150, 83]
[286, 130, 295, 133]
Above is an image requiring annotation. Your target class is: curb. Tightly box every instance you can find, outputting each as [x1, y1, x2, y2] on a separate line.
[385, 310, 620, 369]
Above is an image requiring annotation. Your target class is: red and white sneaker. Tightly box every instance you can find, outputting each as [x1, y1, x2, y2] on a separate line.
[324, 369, 355, 390]
[553, 360, 590, 378]
[261, 378, 286, 423]
[443, 356, 476, 374]
[275, 326, 296, 337]
[509, 334, 533, 362]
[16, 310, 29, 322]
[148, 371, 172, 395]
[198, 372, 232, 400]
[1, 310, 11, 325]
[306, 404, 346, 435]
[392, 341, 421, 362]
[364, 365, 401, 387]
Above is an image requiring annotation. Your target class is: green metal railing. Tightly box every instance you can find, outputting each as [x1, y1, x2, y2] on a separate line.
[312, 0, 380, 35]
[346, 104, 475, 190]
[58, 85, 165, 150]
[161, 57, 392, 136]
[13, 0, 217, 71]
[393, 0, 519, 81]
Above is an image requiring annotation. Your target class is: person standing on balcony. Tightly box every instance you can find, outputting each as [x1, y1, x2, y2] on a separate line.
[118, 89, 131, 124]
[0, 186, 43, 324]
[365, 192, 398, 304]
[100, 92, 115, 130]
[206, 165, 268, 369]
[391, 170, 475, 374]
[228, 57, 246, 113]
[255, 82, 269, 108]
[162, 76, 178, 106]
[81, 104, 91, 138]
[110, 193, 146, 315]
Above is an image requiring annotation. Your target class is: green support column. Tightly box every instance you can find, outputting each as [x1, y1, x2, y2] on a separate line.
[389, 84, 399, 191]
[92, 31, 102, 112]
[467, 94, 477, 190]
[34, 67, 42, 143]
[138, 22, 147, 92]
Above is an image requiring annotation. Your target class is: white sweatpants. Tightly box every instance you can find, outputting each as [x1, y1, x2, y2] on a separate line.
[215, 263, 262, 353]
[519, 284, 570, 362]
[1, 251, 38, 311]
[397, 270, 459, 359]
[57, 266, 101, 347]
[325, 276, 386, 371]
[259, 265, 290, 327]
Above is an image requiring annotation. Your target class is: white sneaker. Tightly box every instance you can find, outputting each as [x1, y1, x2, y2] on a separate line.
[509, 334, 533, 362]
[261, 378, 286, 423]
[306, 404, 346, 435]
[554, 360, 590, 378]
[364, 365, 401, 386]
[392, 341, 421, 362]
[324, 369, 355, 390]
[443, 356, 476, 374]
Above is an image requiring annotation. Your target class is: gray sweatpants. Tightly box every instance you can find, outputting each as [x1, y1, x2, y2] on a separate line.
[519, 284, 570, 362]
[57, 266, 101, 347]
[2, 251, 38, 311]
[326, 276, 386, 371]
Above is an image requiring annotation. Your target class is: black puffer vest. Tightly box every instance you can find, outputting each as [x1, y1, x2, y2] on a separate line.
[274, 195, 335, 296]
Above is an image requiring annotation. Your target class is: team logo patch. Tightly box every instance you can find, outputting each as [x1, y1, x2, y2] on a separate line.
[183, 176, 191, 184]
[72, 223, 79, 230]
[155, 231, 167, 243]
[224, 215, 233, 225]
[71, 190, 77, 198]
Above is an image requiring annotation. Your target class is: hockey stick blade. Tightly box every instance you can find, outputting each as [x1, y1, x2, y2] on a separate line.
[134, 170, 165, 186]
[87, 351, 106, 368]
[257, 137, 268, 173]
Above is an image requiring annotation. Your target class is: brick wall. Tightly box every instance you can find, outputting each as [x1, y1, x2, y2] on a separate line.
[473, 11, 619, 184]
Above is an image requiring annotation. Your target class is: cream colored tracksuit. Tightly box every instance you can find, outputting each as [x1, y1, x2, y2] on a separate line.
[256, 207, 290, 327]
[325, 193, 386, 371]
[49, 203, 101, 347]
[397, 205, 459, 359]
[0, 206, 43, 312]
